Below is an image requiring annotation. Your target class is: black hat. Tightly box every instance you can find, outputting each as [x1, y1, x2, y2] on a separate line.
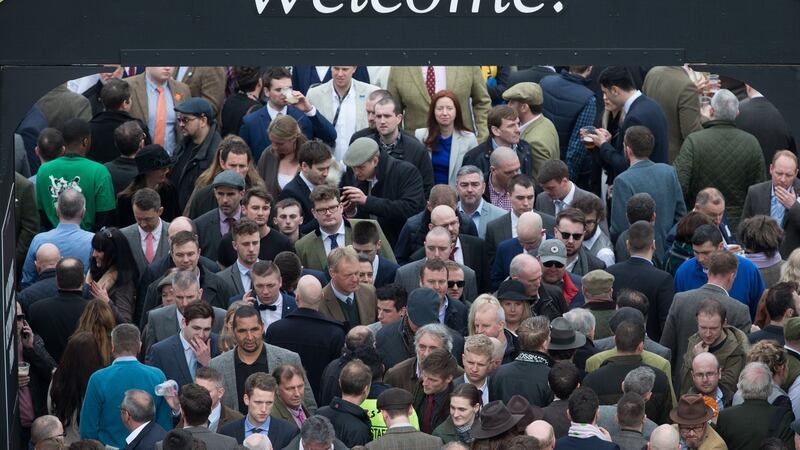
[406, 288, 440, 328]
[471, 401, 524, 439]
[506, 395, 543, 428]
[496, 279, 530, 302]
[548, 317, 586, 350]
[376, 388, 413, 411]
[135, 144, 175, 174]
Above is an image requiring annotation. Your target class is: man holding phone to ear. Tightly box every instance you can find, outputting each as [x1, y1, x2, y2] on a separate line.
[239, 261, 296, 333]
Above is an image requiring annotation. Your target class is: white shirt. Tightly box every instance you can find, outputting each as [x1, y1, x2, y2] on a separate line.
[511, 212, 520, 238]
[207, 403, 222, 432]
[315, 66, 330, 82]
[519, 114, 541, 133]
[138, 220, 163, 256]
[176, 308, 185, 329]
[463, 374, 490, 405]
[623, 90, 643, 116]
[178, 332, 196, 378]
[320, 221, 346, 255]
[583, 228, 615, 267]
[125, 421, 151, 445]
[452, 237, 464, 265]
[420, 66, 446, 93]
[267, 103, 289, 120]
[371, 254, 380, 285]
[260, 292, 284, 331]
[237, 260, 254, 292]
[331, 284, 356, 306]
[299, 172, 316, 191]
[331, 82, 358, 161]
[176, 67, 189, 83]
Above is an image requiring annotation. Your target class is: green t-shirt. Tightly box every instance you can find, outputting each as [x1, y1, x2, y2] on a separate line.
[36, 155, 116, 230]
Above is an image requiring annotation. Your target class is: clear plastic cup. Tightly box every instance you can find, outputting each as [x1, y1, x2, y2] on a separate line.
[154, 379, 178, 397]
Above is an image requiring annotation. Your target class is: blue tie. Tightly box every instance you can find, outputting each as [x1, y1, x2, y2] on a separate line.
[330, 233, 339, 249]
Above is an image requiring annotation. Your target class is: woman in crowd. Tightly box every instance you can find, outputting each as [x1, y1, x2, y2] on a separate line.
[415, 90, 477, 187]
[257, 115, 306, 198]
[664, 211, 716, 276]
[85, 228, 139, 324]
[48, 332, 106, 445]
[739, 215, 784, 288]
[73, 299, 115, 366]
[433, 383, 482, 445]
[219, 300, 247, 353]
[755, 249, 800, 328]
[116, 144, 179, 227]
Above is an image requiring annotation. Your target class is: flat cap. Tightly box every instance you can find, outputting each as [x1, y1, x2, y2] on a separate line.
[376, 387, 413, 411]
[406, 288, 440, 328]
[785, 317, 800, 341]
[158, 272, 176, 290]
[211, 170, 246, 190]
[174, 97, 215, 122]
[539, 239, 567, 265]
[343, 137, 380, 167]
[582, 270, 615, 296]
[502, 82, 543, 106]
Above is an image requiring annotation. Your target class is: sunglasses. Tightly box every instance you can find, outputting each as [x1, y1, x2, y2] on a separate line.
[556, 229, 584, 241]
[448, 280, 465, 288]
[542, 261, 565, 269]
[16, 314, 25, 322]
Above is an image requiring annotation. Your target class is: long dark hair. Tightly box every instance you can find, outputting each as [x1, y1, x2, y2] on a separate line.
[424, 90, 471, 151]
[49, 332, 106, 427]
[90, 227, 139, 285]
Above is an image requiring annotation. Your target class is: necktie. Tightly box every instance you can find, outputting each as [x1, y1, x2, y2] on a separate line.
[145, 232, 155, 263]
[224, 217, 236, 234]
[449, 246, 458, 261]
[251, 428, 265, 434]
[425, 66, 436, 97]
[554, 199, 565, 214]
[345, 297, 353, 306]
[421, 394, 435, 433]
[154, 86, 167, 146]
[329, 233, 339, 250]
[294, 408, 306, 426]
[187, 348, 197, 379]
[256, 303, 278, 311]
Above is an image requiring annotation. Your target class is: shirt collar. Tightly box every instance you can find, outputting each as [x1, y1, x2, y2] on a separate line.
[237, 260, 254, 277]
[459, 198, 485, 216]
[113, 356, 138, 363]
[331, 284, 354, 302]
[267, 103, 288, 119]
[138, 220, 163, 241]
[490, 138, 517, 151]
[299, 172, 316, 191]
[145, 75, 167, 91]
[562, 182, 576, 205]
[125, 421, 151, 445]
[518, 115, 540, 132]
[623, 90, 643, 115]
[218, 208, 241, 223]
[583, 226, 601, 248]
[320, 220, 346, 242]
[706, 282, 730, 297]
[178, 331, 192, 352]
[208, 403, 221, 425]
[245, 415, 271, 433]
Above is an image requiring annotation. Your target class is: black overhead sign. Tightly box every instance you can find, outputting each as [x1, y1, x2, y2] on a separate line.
[252, 0, 566, 16]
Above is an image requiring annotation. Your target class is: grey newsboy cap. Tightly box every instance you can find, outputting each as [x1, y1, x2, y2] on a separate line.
[343, 137, 380, 167]
[211, 170, 246, 190]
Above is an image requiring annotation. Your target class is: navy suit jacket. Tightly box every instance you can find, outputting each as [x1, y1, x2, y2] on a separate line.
[291, 66, 370, 95]
[228, 291, 298, 317]
[492, 237, 524, 291]
[124, 421, 167, 450]
[219, 416, 299, 449]
[303, 268, 330, 286]
[374, 256, 399, 288]
[146, 333, 220, 389]
[239, 105, 336, 162]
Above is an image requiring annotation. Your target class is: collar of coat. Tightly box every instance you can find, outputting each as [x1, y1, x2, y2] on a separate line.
[515, 351, 553, 366]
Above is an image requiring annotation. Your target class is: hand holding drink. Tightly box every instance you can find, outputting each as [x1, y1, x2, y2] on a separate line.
[580, 126, 597, 149]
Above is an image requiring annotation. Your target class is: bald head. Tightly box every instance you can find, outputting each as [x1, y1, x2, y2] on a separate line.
[35, 243, 61, 272]
[295, 275, 323, 309]
[517, 212, 543, 247]
[345, 325, 375, 350]
[526, 420, 555, 448]
[489, 336, 504, 369]
[692, 352, 719, 371]
[649, 424, 680, 450]
[489, 146, 519, 167]
[431, 205, 457, 224]
[168, 216, 195, 238]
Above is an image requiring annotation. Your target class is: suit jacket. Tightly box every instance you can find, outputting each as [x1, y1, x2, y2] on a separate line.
[209, 345, 317, 413]
[35, 84, 92, 131]
[162, 426, 237, 450]
[458, 199, 507, 239]
[743, 179, 800, 259]
[414, 128, 478, 186]
[15, 172, 38, 275]
[606, 257, 674, 342]
[319, 283, 377, 328]
[239, 104, 336, 162]
[365, 425, 443, 450]
[294, 218, 396, 272]
[291, 65, 371, 95]
[175, 405, 243, 432]
[27, 291, 88, 362]
[126, 74, 191, 150]
[121, 221, 171, 278]
[409, 234, 489, 295]
[485, 211, 556, 256]
[284, 434, 349, 450]
[716, 399, 795, 450]
[736, 96, 796, 173]
[217, 263, 246, 297]
[394, 258, 478, 303]
[374, 256, 399, 288]
[491, 237, 524, 291]
[387, 66, 492, 140]
[195, 208, 227, 263]
[124, 421, 166, 450]
[277, 173, 316, 234]
[218, 416, 299, 449]
[659, 283, 752, 384]
[307, 78, 379, 133]
[176, 67, 227, 116]
[143, 304, 226, 355]
[534, 184, 595, 217]
[145, 332, 220, 389]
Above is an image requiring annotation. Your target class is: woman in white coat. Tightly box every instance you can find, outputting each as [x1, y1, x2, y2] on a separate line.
[415, 90, 478, 187]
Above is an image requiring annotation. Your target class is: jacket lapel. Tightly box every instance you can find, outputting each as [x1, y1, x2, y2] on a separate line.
[170, 334, 194, 386]
[321, 286, 346, 322]
[132, 75, 149, 119]
[354, 80, 369, 127]
[410, 67, 430, 104]
[310, 234, 328, 271]
[156, 224, 170, 258]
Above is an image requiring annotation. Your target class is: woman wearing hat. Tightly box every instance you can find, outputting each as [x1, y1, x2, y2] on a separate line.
[116, 144, 180, 227]
[469, 400, 524, 450]
[433, 383, 482, 445]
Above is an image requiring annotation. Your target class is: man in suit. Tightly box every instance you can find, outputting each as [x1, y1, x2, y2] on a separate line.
[174, 67, 227, 118]
[173, 383, 238, 450]
[606, 221, 674, 342]
[503, 82, 560, 178]
[80, 324, 174, 448]
[463, 106, 535, 179]
[491, 210, 545, 291]
[589, 66, 670, 183]
[456, 334, 497, 403]
[318, 247, 378, 330]
[271, 364, 313, 428]
[126, 67, 191, 155]
[642, 66, 703, 163]
[352, 220, 399, 289]
[611, 126, 686, 263]
[266, 275, 345, 401]
[660, 250, 752, 385]
[455, 165, 507, 239]
[217, 218, 261, 297]
[295, 184, 395, 272]
[121, 389, 167, 450]
[292, 65, 371, 95]
[737, 85, 797, 172]
[307, 66, 380, 161]
[367, 387, 443, 450]
[387, 65, 492, 140]
[418, 258, 469, 336]
[209, 305, 316, 414]
[486, 174, 556, 258]
[233, 260, 297, 332]
[283, 415, 350, 450]
[218, 372, 300, 448]
[194, 171, 245, 263]
[182, 367, 244, 432]
[340, 137, 426, 247]
[278, 140, 335, 235]
[121, 188, 170, 277]
[555, 208, 606, 276]
[394, 227, 478, 304]
[742, 150, 800, 259]
[18, 244, 59, 315]
[239, 67, 336, 162]
[535, 159, 596, 217]
[27, 257, 88, 362]
[142, 270, 226, 354]
[146, 302, 220, 389]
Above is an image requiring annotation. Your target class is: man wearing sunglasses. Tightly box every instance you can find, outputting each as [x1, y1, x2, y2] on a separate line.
[538, 239, 584, 308]
[555, 208, 606, 276]
[171, 97, 222, 211]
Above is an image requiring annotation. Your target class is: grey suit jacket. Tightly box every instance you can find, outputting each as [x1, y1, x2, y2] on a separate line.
[485, 211, 556, 253]
[195, 208, 224, 262]
[217, 263, 245, 297]
[121, 221, 171, 277]
[414, 128, 478, 187]
[659, 283, 752, 384]
[594, 336, 672, 362]
[307, 79, 379, 133]
[534, 184, 595, 217]
[742, 179, 800, 259]
[394, 258, 478, 303]
[458, 199, 507, 240]
[209, 345, 318, 413]
[142, 304, 226, 354]
[157, 427, 237, 450]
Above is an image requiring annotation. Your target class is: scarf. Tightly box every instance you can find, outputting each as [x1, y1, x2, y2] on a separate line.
[562, 272, 579, 304]
[568, 422, 611, 441]
[85, 266, 118, 290]
[745, 252, 783, 269]
[455, 422, 474, 444]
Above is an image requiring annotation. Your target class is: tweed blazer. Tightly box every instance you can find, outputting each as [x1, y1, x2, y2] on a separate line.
[175, 66, 227, 116]
[319, 283, 378, 327]
[126, 74, 191, 150]
[294, 219, 396, 272]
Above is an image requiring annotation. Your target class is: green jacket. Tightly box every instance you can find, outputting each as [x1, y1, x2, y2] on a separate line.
[679, 326, 748, 397]
[673, 120, 765, 230]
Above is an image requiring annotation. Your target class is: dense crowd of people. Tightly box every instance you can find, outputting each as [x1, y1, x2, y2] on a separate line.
[11, 63, 800, 450]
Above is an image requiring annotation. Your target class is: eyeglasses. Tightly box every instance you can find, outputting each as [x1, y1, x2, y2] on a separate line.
[542, 261, 565, 269]
[678, 424, 706, 434]
[15, 314, 25, 322]
[448, 280, 465, 288]
[176, 115, 200, 124]
[314, 204, 340, 215]
[555, 228, 584, 241]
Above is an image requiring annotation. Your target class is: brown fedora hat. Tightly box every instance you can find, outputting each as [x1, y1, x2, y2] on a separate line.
[471, 400, 524, 439]
[506, 395, 543, 427]
[669, 394, 713, 425]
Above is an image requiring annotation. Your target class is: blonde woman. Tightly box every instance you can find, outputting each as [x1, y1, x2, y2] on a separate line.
[257, 115, 307, 198]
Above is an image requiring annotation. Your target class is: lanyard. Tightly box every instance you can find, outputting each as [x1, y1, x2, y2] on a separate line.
[332, 85, 351, 126]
